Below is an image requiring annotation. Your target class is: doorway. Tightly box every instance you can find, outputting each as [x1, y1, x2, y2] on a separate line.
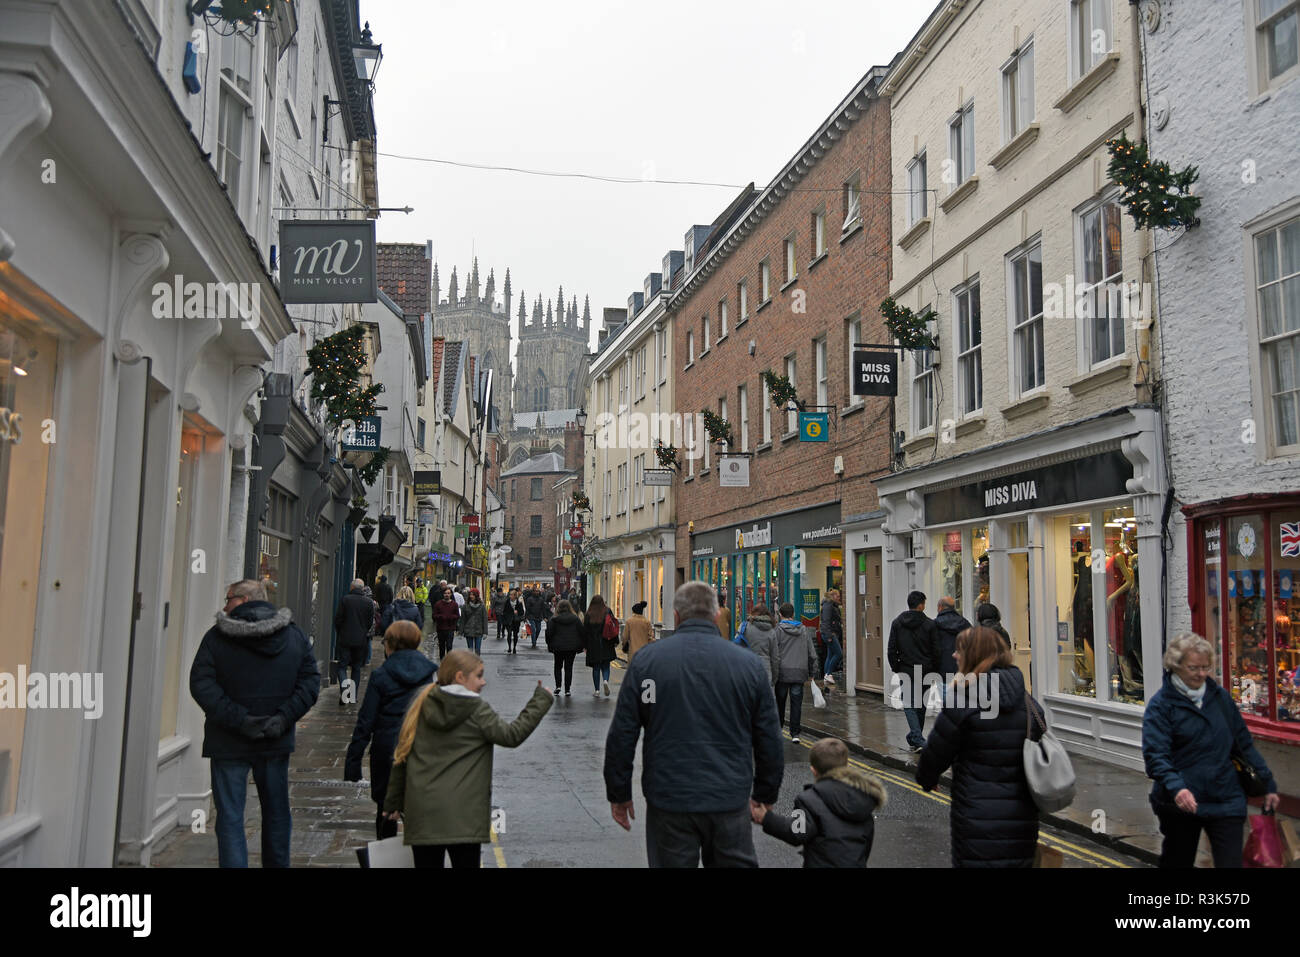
[1008, 550, 1032, 693]
[854, 549, 884, 691]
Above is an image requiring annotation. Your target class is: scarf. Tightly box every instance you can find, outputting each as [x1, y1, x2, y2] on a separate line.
[1171, 672, 1205, 708]
[440, 683, 480, 698]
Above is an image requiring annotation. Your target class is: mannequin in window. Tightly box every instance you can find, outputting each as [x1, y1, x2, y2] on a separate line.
[1070, 540, 1095, 681]
[976, 554, 990, 605]
[1105, 533, 1134, 657]
[1121, 530, 1143, 695]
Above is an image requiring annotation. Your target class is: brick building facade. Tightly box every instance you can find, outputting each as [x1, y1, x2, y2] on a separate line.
[669, 66, 895, 646]
[498, 424, 580, 590]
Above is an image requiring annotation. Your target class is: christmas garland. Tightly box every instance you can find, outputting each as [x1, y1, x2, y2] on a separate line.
[213, 0, 276, 26]
[701, 410, 735, 447]
[572, 489, 591, 512]
[306, 324, 384, 426]
[357, 447, 389, 487]
[879, 297, 939, 351]
[759, 369, 802, 411]
[654, 440, 680, 470]
[1106, 133, 1201, 230]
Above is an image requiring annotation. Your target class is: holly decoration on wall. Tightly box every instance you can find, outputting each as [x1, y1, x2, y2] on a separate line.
[356, 447, 390, 487]
[572, 489, 591, 512]
[306, 324, 384, 427]
[654, 440, 680, 470]
[701, 410, 735, 447]
[879, 297, 939, 351]
[1106, 133, 1201, 230]
[759, 369, 802, 412]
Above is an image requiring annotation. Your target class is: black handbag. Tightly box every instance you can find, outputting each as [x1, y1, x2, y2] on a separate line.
[1215, 694, 1269, 797]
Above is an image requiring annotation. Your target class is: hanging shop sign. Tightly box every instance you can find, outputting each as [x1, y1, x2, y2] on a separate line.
[644, 469, 674, 487]
[570, 525, 585, 541]
[852, 350, 898, 396]
[279, 219, 378, 304]
[498, 545, 513, 554]
[417, 505, 435, 526]
[414, 470, 441, 496]
[341, 415, 381, 452]
[719, 455, 750, 488]
[465, 514, 479, 532]
[799, 412, 829, 442]
[503, 528, 513, 544]
[923, 450, 1131, 525]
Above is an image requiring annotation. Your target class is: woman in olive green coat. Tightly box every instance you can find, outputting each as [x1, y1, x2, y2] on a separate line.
[384, 649, 553, 867]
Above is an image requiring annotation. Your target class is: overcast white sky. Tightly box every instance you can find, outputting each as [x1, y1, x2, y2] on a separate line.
[365, 0, 923, 359]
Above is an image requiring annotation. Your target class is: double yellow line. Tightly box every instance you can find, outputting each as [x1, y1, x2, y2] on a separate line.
[488, 823, 507, 868]
[785, 733, 1130, 868]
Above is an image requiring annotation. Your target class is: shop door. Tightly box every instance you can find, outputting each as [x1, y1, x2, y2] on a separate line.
[1009, 551, 1032, 693]
[855, 549, 884, 690]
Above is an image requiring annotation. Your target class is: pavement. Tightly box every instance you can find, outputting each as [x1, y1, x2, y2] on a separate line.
[150, 626, 1150, 867]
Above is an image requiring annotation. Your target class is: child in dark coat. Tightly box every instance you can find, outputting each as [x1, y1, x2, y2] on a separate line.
[753, 737, 886, 867]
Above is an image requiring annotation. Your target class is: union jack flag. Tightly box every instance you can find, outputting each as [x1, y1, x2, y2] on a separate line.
[1281, 522, 1300, 558]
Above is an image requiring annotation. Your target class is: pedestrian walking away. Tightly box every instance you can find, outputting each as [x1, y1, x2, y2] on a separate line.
[753, 737, 887, 867]
[547, 599, 585, 695]
[524, 586, 545, 650]
[503, 589, 526, 654]
[374, 574, 394, 613]
[343, 621, 435, 840]
[975, 602, 1012, 651]
[584, 595, 619, 697]
[933, 596, 972, 683]
[334, 578, 375, 704]
[189, 579, 320, 868]
[772, 602, 819, 743]
[432, 586, 461, 663]
[461, 588, 488, 655]
[1142, 632, 1280, 868]
[887, 590, 940, 750]
[382, 586, 425, 634]
[915, 626, 1040, 867]
[491, 588, 507, 640]
[820, 589, 845, 688]
[604, 582, 783, 868]
[736, 603, 780, 689]
[383, 650, 553, 868]
[625, 601, 654, 659]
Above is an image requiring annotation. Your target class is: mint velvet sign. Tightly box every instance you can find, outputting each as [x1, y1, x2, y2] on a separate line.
[279, 220, 378, 304]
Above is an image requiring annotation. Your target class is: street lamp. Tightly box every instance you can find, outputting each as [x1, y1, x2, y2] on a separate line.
[576, 407, 587, 432]
[352, 21, 383, 87]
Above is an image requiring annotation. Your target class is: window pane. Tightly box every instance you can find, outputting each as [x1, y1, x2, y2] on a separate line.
[1019, 45, 1034, 124]
[963, 109, 975, 179]
[1101, 505, 1142, 703]
[1012, 255, 1027, 321]
[1283, 220, 1300, 276]
[1028, 245, 1043, 316]
[1103, 202, 1123, 278]
[1261, 0, 1291, 19]
[1258, 232, 1280, 284]
[1285, 276, 1300, 333]
[1082, 209, 1102, 284]
[1225, 513, 1269, 716]
[1260, 283, 1283, 338]
[1267, 10, 1299, 79]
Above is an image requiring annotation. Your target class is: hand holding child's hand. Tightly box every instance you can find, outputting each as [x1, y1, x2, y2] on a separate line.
[749, 799, 768, 825]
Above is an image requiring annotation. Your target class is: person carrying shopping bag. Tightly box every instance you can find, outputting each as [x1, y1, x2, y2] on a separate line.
[460, 588, 488, 655]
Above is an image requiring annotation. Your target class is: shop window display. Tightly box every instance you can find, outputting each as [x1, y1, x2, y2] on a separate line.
[1056, 513, 1095, 697]
[1225, 513, 1269, 718]
[972, 526, 990, 605]
[1272, 512, 1300, 723]
[939, 530, 963, 615]
[259, 532, 288, 607]
[1102, 506, 1142, 704]
[1202, 520, 1223, 666]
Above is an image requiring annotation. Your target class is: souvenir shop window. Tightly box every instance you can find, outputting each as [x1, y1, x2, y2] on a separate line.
[1269, 511, 1300, 724]
[971, 526, 990, 606]
[1101, 506, 1142, 704]
[259, 532, 289, 607]
[938, 530, 963, 615]
[1226, 513, 1269, 718]
[1054, 512, 1095, 698]
[1201, 519, 1223, 666]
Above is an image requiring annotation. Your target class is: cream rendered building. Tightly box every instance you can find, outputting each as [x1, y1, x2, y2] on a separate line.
[875, 0, 1167, 770]
[586, 279, 678, 629]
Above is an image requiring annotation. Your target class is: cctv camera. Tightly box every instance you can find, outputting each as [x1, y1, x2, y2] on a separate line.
[748, 340, 756, 356]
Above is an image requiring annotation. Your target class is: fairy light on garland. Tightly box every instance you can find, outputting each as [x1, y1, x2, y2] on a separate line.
[701, 409, 735, 446]
[654, 439, 680, 470]
[1106, 133, 1201, 230]
[306, 324, 390, 487]
[759, 369, 803, 412]
[879, 297, 939, 351]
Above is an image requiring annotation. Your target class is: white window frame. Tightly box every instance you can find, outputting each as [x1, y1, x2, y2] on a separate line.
[953, 279, 983, 417]
[844, 176, 862, 232]
[784, 238, 797, 283]
[659, 329, 668, 384]
[1249, 0, 1300, 95]
[911, 309, 936, 434]
[1001, 39, 1035, 143]
[1076, 192, 1126, 369]
[907, 152, 928, 227]
[637, 345, 648, 400]
[785, 355, 798, 434]
[813, 209, 827, 258]
[719, 298, 728, 339]
[738, 280, 748, 320]
[762, 379, 772, 445]
[1247, 205, 1300, 456]
[948, 102, 975, 188]
[847, 315, 864, 407]
[738, 384, 750, 452]
[815, 337, 828, 408]
[1070, 0, 1113, 85]
[760, 259, 771, 301]
[702, 315, 711, 353]
[687, 331, 695, 365]
[1007, 238, 1046, 397]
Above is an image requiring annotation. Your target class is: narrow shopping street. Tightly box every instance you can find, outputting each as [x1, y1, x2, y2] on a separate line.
[152, 631, 1141, 868]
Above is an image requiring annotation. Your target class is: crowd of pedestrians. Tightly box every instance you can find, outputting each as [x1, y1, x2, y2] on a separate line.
[188, 568, 1284, 871]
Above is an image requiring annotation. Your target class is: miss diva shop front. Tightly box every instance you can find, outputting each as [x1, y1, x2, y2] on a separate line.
[875, 407, 1165, 769]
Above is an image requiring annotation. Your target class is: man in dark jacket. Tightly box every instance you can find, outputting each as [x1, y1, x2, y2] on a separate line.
[189, 579, 320, 868]
[933, 596, 972, 681]
[887, 590, 940, 751]
[604, 581, 783, 867]
[755, 738, 887, 867]
[334, 579, 374, 703]
[524, 587, 545, 649]
[373, 574, 394, 611]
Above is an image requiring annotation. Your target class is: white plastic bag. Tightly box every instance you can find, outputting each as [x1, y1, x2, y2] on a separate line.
[366, 835, 414, 868]
[809, 679, 827, 709]
[539, 620, 547, 642]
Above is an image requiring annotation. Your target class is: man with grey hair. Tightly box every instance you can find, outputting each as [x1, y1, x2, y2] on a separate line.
[190, 579, 320, 867]
[604, 580, 784, 867]
[334, 578, 374, 704]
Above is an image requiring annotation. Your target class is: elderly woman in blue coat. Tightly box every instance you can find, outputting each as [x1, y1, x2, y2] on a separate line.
[1142, 632, 1280, 868]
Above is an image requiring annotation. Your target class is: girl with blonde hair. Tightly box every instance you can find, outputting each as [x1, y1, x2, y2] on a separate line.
[384, 650, 553, 868]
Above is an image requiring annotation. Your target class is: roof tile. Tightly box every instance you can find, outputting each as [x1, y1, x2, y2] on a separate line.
[376, 243, 431, 317]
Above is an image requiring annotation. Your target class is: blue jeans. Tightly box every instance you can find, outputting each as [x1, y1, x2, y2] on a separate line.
[211, 756, 292, 868]
[527, 618, 541, 647]
[464, 634, 483, 654]
[824, 635, 844, 675]
[592, 662, 611, 690]
[903, 707, 927, 747]
[775, 682, 805, 735]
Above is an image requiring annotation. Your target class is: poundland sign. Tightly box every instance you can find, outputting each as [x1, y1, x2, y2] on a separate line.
[736, 522, 772, 549]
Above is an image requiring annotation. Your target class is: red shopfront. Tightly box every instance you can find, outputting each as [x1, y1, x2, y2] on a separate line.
[1186, 495, 1300, 745]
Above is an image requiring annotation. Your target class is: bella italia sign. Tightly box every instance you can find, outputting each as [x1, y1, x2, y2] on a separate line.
[279, 220, 378, 304]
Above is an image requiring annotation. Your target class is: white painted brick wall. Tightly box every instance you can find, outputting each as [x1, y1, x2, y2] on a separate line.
[1145, 0, 1300, 633]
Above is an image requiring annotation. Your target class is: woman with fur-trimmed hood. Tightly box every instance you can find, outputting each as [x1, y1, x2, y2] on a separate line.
[753, 737, 887, 867]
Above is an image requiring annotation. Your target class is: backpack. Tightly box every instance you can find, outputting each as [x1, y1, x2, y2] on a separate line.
[731, 620, 749, 647]
[602, 611, 620, 641]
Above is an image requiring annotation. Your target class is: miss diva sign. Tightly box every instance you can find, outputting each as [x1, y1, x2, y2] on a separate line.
[852, 351, 898, 396]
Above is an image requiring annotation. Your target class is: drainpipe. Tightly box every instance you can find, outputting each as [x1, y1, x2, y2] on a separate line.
[1130, 1, 1154, 406]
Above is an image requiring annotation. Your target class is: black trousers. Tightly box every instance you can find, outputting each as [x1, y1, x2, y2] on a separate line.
[412, 843, 481, 868]
[375, 809, 397, 841]
[436, 629, 455, 660]
[1155, 807, 1245, 868]
[644, 804, 758, 868]
[552, 651, 576, 691]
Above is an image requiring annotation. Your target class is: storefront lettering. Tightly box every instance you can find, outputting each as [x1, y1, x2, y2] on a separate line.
[0, 407, 23, 444]
[925, 451, 1131, 525]
[736, 523, 773, 549]
[984, 480, 1038, 508]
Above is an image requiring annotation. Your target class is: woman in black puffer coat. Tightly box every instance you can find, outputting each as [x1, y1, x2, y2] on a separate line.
[546, 600, 585, 696]
[343, 621, 435, 839]
[916, 625, 1040, 867]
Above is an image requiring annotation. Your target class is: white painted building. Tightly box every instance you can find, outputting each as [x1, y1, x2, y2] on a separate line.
[1144, 0, 1300, 771]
